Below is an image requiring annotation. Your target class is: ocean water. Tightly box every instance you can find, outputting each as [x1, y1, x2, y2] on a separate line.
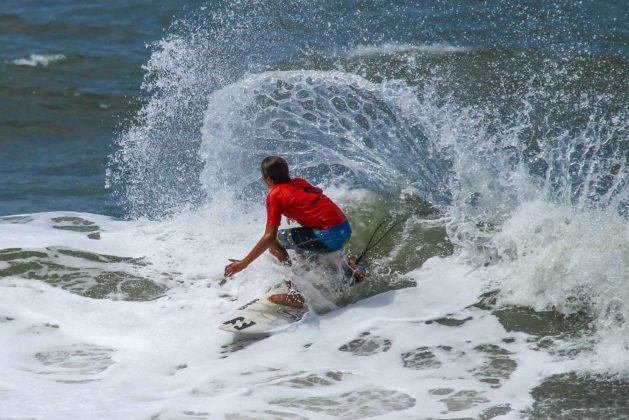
[1, 1, 628, 419]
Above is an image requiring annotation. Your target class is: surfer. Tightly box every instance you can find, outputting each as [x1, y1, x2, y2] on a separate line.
[224, 156, 357, 307]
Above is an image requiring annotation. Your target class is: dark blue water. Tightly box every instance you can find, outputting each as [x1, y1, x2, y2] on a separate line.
[1, 0, 206, 216]
[1, 0, 627, 217]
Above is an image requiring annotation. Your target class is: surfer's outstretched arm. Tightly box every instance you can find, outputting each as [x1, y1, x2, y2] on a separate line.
[224, 224, 286, 277]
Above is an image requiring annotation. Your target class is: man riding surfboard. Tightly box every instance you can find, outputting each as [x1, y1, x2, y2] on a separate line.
[224, 156, 356, 307]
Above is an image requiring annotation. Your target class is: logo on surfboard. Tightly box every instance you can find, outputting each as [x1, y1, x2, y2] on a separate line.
[222, 316, 257, 331]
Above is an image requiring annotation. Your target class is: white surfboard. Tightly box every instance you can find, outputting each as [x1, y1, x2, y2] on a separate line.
[218, 287, 308, 334]
[219, 256, 365, 334]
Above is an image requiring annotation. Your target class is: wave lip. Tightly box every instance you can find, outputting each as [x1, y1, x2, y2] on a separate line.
[199, 70, 451, 207]
[8, 54, 66, 67]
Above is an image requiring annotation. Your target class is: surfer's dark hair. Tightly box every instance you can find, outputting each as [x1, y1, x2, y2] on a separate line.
[261, 156, 291, 184]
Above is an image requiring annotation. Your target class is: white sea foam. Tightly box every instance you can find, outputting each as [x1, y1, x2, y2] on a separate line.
[9, 54, 66, 67]
[7, 175, 621, 418]
[481, 201, 629, 374]
[0, 207, 557, 418]
[347, 42, 470, 58]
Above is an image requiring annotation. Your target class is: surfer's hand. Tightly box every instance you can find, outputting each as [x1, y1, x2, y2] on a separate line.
[224, 258, 247, 277]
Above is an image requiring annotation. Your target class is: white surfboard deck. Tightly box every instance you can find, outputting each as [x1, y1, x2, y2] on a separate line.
[219, 255, 364, 334]
[218, 287, 308, 334]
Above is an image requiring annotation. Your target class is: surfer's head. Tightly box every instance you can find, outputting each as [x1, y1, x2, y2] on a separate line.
[261, 156, 291, 185]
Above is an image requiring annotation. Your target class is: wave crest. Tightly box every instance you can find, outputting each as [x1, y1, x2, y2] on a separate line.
[199, 70, 451, 205]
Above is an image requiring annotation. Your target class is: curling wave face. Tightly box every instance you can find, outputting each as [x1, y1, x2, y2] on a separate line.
[199, 70, 451, 206]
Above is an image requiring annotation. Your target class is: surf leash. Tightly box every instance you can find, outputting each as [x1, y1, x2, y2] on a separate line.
[354, 217, 402, 264]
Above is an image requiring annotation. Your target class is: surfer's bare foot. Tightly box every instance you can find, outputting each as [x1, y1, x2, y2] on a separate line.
[268, 292, 305, 309]
[347, 257, 367, 282]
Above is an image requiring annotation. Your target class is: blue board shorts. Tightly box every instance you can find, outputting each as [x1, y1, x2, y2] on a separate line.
[277, 220, 351, 253]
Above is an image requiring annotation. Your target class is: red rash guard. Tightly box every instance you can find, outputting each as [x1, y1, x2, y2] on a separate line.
[266, 178, 347, 229]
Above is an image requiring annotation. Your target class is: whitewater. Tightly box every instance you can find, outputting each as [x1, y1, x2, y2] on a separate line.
[0, 206, 555, 419]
